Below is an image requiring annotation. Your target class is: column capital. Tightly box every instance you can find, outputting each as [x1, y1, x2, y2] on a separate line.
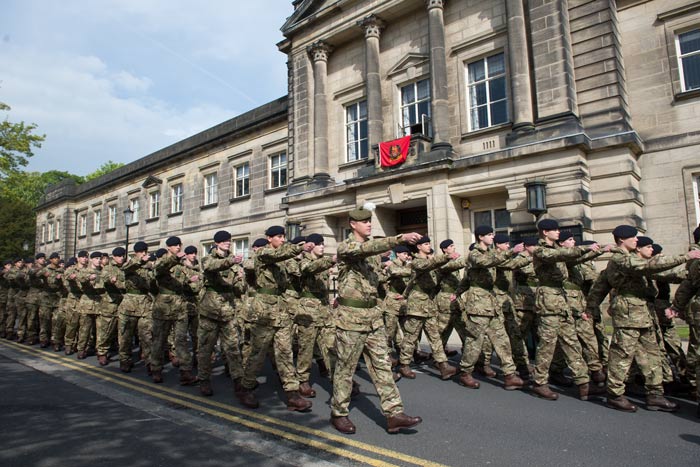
[426, 0, 446, 11]
[357, 14, 385, 39]
[307, 40, 333, 62]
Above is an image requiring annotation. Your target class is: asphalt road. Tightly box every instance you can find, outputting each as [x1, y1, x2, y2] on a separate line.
[0, 339, 698, 467]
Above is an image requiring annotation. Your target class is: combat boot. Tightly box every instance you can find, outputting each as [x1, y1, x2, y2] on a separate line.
[97, 355, 109, 366]
[39, 340, 49, 348]
[119, 361, 133, 373]
[199, 380, 213, 397]
[386, 413, 422, 434]
[475, 364, 496, 378]
[52, 343, 61, 352]
[331, 416, 356, 434]
[413, 349, 431, 364]
[179, 370, 198, 386]
[151, 370, 163, 384]
[233, 378, 244, 397]
[606, 395, 637, 412]
[591, 369, 606, 384]
[531, 383, 559, 400]
[64, 345, 73, 355]
[549, 372, 573, 387]
[398, 364, 416, 379]
[76, 350, 87, 360]
[237, 388, 259, 409]
[286, 391, 312, 412]
[390, 354, 399, 368]
[503, 373, 524, 390]
[299, 382, 317, 398]
[437, 361, 457, 380]
[645, 395, 679, 412]
[168, 351, 180, 368]
[578, 382, 606, 401]
[458, 372, 480, 389]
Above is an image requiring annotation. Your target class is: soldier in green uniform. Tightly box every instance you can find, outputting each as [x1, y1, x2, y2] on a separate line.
[2, 259, 21, 340]
[0, 260, 10, 338]
[14, 258, 31, 343]
[51, 256, 70, 351]
[330, 204, 423, 435]
[38, 253, 62, 348]
[197, 231, 245, 397]
[76, 252, 105, 359]
[25, 253, 46, 345]
[511, 237, 538, 376]
[181, 246, 201, 365]
[63, 251, 87, 355]
[241, 238, 268, 363]
[397, 236, 459, 380]
[383, 246, 411, 366]
[605, 225, 700, 412]
[435, 239, 468, 357]
[97, 248, 125, 366]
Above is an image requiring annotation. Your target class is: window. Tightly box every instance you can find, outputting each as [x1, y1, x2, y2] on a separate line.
[204, 173, 218, 205]
[79, 214, 87, 236]
[41, 224, 46, 244]
[677, 29, 700, 92]
[108, 205, 116, 229]
[171, 183, 183, 213]
[149, 191, 160, 218]
[473, 208, 510, 234]
[93, 210, 101, 233]
[129, 198, 140, 223]
[234, 163, 250, 198]
[467, 53, 508, 130]
[233, 238, 250, 259]
[47, 223, 54, 242]
[55, 219, 60, 240]
[269, 153, 287, 189]
[346, 101, 368, 162]
[400, 79, 431, 136]
[694, 175, 700, 227]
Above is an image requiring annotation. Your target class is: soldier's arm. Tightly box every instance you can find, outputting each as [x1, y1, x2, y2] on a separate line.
[651, 264, 688, 283]
[153, 253, 179, 275]
[439, 255, 469, 272]
[411, 254, 450, 272]
[498, 254, 531, 270]
[623, 253, 688, 277]
[388, 262, 413, 278]
[301, 255, 334, 275]
[585, 268, 612, 317]
[468, 249, 511, 268]
[672, 278, 698, 311]
[570, 249, 604, 265]
[337, 236, 403, 261]
[534, 245, 588, 264]
[202, 254, 240, 273]
[257, 243, 304, 264]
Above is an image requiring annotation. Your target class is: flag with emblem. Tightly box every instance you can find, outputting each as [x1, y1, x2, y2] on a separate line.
[379, 135, 410, 168]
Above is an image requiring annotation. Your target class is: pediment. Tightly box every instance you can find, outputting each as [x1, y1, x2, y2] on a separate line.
[282, 0, 326, 33]
[142, 175, 162, 188]
[387, 53, 429, 78]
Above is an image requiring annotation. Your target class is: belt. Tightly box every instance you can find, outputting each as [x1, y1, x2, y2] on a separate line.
[440, 288, 456, 293]
[126, 289, 145, 295]
[300, 291, 324, 300]
[338, 297, 377, 308]
[205, 286, 231, 293]
[539, 281, 564, 288]
[517, 280, 538, 288]
[256, 288, 280, 296]
[159, 289, 178, 295]
[563, 282, 581, 291]
[471, 284, 493, 291]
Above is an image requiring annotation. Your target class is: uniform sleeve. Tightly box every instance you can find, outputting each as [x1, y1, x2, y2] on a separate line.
[468, 249, 510, 268]
[257, 243, 304, 264]
[410, 254, 450, 272]
[622, 254, 687, 277]
[498, 254, 531, 270]
[534, 245, 587, 264]
[301, 255, 334, 275]
[338, 236, 401, 260]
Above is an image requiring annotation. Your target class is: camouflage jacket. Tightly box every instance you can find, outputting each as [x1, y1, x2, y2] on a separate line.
[77, 265, 105, 314]
[672, 243, 700, 318]
[494, 254, 531, 296]
[118, 256, 155, 317]
[200, 249, 244, 321]
[63, 265, 84, 300]
[297, 252, 334, 324]
[0, 269, 9, 302]
[383, 257, 411, 315]
[405, 253, 451, 317]
[436, 256, 468, 295]
[101, 261, 124, 305]
[40, 264, 63, 307]
[182, 260, 202, 301]
[462, 245, 517, 316]
[25, 264, 45, 305]
[154, 253, 186, 294]
[512, 256, 537, 311]
[336, 234, 402, 331]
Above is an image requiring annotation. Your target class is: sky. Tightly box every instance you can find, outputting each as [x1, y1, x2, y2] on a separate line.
[0, 0, 294, 176]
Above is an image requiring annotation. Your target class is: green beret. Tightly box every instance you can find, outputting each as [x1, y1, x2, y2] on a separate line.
[349, 208, 372, 221]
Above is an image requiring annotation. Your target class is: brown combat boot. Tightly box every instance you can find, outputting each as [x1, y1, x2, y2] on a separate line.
[437, 361, 457, 380]
[331, 416, 356, 434]
[390, 354, 399, 367]
[286, 391, 312, 412]
[97, 355, 109, 366]
[120, 361, 133, 373]
[39, 340, 49, 348]
[549, 372, 573, 387]
[413, 350, 431, 364]
[237, 388, 260, 409]
[76, 350, 87, 360]
[64, 345, 73, 355]
[591, 369, 606, 384]
[152, 370, 163, 384]
[233, 378, 244, 397]
[475, 364, 496, 378]
[531, 383, 559, 400]
[199, 380, 213, 397]
[386, 413, 422, 434]
[458, 372, 480, 389]
[299, 382, 317, 398]
[646, 395, 679, 412]
[398, 364, 416, 379]
[179, 370, 198, 386]
[606, 395, 637, 412]
[579, 382, 606, 401]
[503, 373, 524, 390]
[52, 343, 61, 352]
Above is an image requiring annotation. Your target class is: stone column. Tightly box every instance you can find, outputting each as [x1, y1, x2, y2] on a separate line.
[358, 15, 385, 150]
[506, 0, 534, 132]
[307, 41, 333, 182]
[426, 0, 451, 150]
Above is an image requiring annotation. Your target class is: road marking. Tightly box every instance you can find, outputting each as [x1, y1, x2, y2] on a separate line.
[1, 341, 449, 467]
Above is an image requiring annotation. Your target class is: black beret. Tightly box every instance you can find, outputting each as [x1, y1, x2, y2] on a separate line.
[523, 237, 538, 247]
[133, 241, 148, 252]
[381, 255, 391, 263]
[636, 236, 653, 248]
[213, 230, 231, 243]
[265, 225, 285, 237]
[101, 252, 110, 258]
[394, 245, 410, 254]
[693, 226, 700, 244]
[439, 239, 454, 250]
[165, 236, 182, 247]
[49, 252, 60, 260]
[416, 236, 431, 245]
[112, 247, 126, 257]
[66, 258, 77, 267]
[252, 238, 269, 248]
[493, 233, 510, 244]
[13, 257, 23, 263]
[155, 248, 167, 258]
[290, 236, 306, 244]
[580, 240, 596, 246]
[35, 253, 46, 259]
[147, 254, 157, 262]
[652, 244, 663, 256]
[3, 260, 12, 266]
[24, 257, 34, 263]
[77, 250, 89, 258]
[474, 225, 494, 237]
[612, 225, 638, 240]
[468, 243, 476, 251]
[306, 233, 324, 245]
[184, 246, 197, 255]
[90, 252, 102, 259]
[537, 219, 559, 231]
[557, 231, 574, 242]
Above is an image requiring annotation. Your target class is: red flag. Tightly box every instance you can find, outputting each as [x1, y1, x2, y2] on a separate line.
[379, 135, 410, 168]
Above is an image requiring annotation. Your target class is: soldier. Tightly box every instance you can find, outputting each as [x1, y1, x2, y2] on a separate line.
[237, 226, 313, 411]
[38, 253, 62, 348]
[511, 237, 539, 374]
[397, 236, 458, 380]
[14, 258, 32, 343]
[196, 231, 245, 396]
[51, 257, 71, 351]
[456, 226, 525, 391]
[97, 248, 125, 366]
[181, 245, 201, 364]
[330, 204, 423, 435]
[2, 259, 21, 340]
[435, 239, 468, 356]
[76, 252, 105, 359]
[25, 253, 46, 345]
[241, 238, 269, 363]
[605, 225, 700, 412]
[530, 219, 605, 401]
[117, 241, 155, 373]
[63, 251, 87, 355]
[383, 245, 412, 364]
[0, 260, 10, 339]
[150, 236, 197, 385]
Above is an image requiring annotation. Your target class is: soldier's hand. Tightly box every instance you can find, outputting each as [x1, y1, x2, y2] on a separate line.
[686, 250, 700, 260]
[603, 243, 614, 252]
[665, 306, 678, 319]
[581, 312, 590, 321]
[449, 252, 460, 260]
[232, 254, 244, 264]
[587, 243, 601, 252]
[190, 275, 200, 283]
[110, 276, 117, 283]
[69, 273, 77, 280]
[89, 274, 97, 281]
[302, 242, 314, 253]
[450, 293, 456, 302]
[401, 232, 423, 245]
[512, 242, 525, 254]
[332, 254, 338, 263]
[44, 271, 50, 277]
[394, 294, 404, 301]
[176, 251, 186, 259]
[56, 274, 62, 280]
[332, 297, 339, 309]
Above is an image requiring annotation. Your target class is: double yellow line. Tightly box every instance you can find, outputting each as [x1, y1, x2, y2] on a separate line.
[0, 340, 448, 467]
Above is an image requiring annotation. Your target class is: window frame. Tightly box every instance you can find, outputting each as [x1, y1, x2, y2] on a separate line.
[268, 152, 287, 189]
[399, 78, 432, 137]
[55, 219, 60, 240]
[129, 198, 140, 224]
[466, 52, 509, 131]
[472, 207, 511, 236]
[204, 172, 218, 206]
[41, 224, 46, 244]
[93, 209, 101, 233]
[233, 237, 250, 259]
[676, 28, 700, 92]
[171, 183, 183, 213]
[149, 191, 160, 219]
[79, 213, 87, 236]
[107, 205, 117, 229]
[47, 222, 54, 242]
[345, 100, 369, 162]
[234, 162, 250, 198]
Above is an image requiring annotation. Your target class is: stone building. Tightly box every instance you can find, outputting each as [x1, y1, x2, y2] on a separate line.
[36, 0, 700, 258]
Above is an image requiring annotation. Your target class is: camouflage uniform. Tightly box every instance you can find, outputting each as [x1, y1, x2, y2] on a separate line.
[605, 247, 689, 397]
[25, 264, 44, 343]
[51, 267, 69, 349]
[0, 269, 8, 338]
[181, 260, 201, 360]
[654, 280, 687, 381]
[241, 257, 257, 363]
[531, 240, 592, 386]
[3, 267, 20, 338]
[585, 267, 612, 366]
[39, 264, 63, 346]
[673, 247, 700, 399]
[62, 264, 84, 353]
[399, 253, 451, 365]
[76, 265, 105, 354]
[117, 256, 154, 367]
[97, 260, 123, 358]
[579, 257, 609, 366]
[383, 257, 411, 352]
[512, 257, 538, 360]
[435, 257, 469, 348]
[331, 234, 406, 418]
[493, 255, 532, 369]
[458, 246, 519, 376]
[13, 268, 30, 341]
[197, 249, 245, 385]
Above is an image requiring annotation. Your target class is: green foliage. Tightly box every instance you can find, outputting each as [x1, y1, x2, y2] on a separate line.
[0, 170, 81, 206]
[83, 160, 125, 182]
[0, 101, 45, 180]
[0, 196, 36, 258]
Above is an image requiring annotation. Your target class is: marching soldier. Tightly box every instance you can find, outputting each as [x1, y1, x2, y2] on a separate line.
[511, 238, 539, 376]
[3, 258, 23, 340]
[76, 252, 106, 359]
[51, 256, 70, 351]
[0, 260, 10, 338]
[435, 239, 468, 356]
[63, 251, 87, 355]
[181, 246, 201, 364]
[38, 253, 62, 348]
[383, 245, 412, 366]
[97, 248, 125, 366]
[25, 254, 46, 345]
[241, 238, 269, 363]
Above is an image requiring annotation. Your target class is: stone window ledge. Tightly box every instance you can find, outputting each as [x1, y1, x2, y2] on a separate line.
[167, 211, 183, 218]
[105, 227, 116, 233]
[339, 159, 370, 170]
[229, 195, 251, 203]
[200, 203, 218, 211]
[264, 186, 287, 195]
[460, 121, 511, 141]
[91, 231, 100, 236]
[145, 217, 159, 224]
[674, 88, 700, 103]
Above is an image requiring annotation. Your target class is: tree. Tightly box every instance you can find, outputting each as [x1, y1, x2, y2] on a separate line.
[0, 170, 81, 206]
[83, 160, 125, 182]
[0, 101, 45, 180]
[0, 196, 36, 259]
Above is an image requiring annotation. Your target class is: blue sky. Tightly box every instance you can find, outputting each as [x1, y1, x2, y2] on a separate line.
[0, 0, 293, 175]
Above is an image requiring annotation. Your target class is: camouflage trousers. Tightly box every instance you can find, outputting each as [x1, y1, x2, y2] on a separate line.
[459, 314, 516, 375]
[51, 306, 66, 346]
[436, 293, 466, 349]
[197, 315, 243, 383]
[593, 318, 609, 366]
[242, 322, 298, 392]
[25, 302, 40, 341]
[63, 301, 81, 350]
[4, 302, 17, 337]
[96, 307, 119, 357]
[331, 326, 403, 417]
[296, 322, 336, 383]
[687, 311, 698, 390]
[0, 300, 6, 337]
[383, 310, 404, 352]
[659, 325, 687, 379]
[169, 310, 198, 358]
[399, 315, 448, 365]
[14, 300, 28, 340]
[118, 314, 152, 365]
[514, 309, 536, 359]
[76, 314, 98, 353]
[532, 314, 590, 386]
[551, 315, 603, 374]
[607, 326, 663, 397]
[38, 305, 56, 344]
[151, 316, 193, 372]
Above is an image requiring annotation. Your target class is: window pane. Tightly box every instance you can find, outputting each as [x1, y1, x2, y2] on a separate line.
[417, 101, 431, 120]
[280, 153, 286, 164]
[280, 167, 287, 186]
[243, 178, 249, 195]
[468, 60, 485, 82]
[489, 76, 506, 101]
[494, 209, 510, 229]
[347, 104, 357, 122]
[359, 119, 368, 139]
[474, 82, 487, 106]
[347, 122, 357, 143]
[417, 79, 430, 100]
[487, 53, 505, 76]
[402, 105, 413, 127]
[401, 84, 415, 105]
[272, 171, 280, 188]
[474, 211, 492, 228]
[679, 29, 700, 55]
[359, 139, 368, 159]
[347, 142, 357, 162]
[682, 55, 700, 90]
[470, 108, 482, 130]
[359, 100, 367, 119]
[490, 100, 508, 125]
